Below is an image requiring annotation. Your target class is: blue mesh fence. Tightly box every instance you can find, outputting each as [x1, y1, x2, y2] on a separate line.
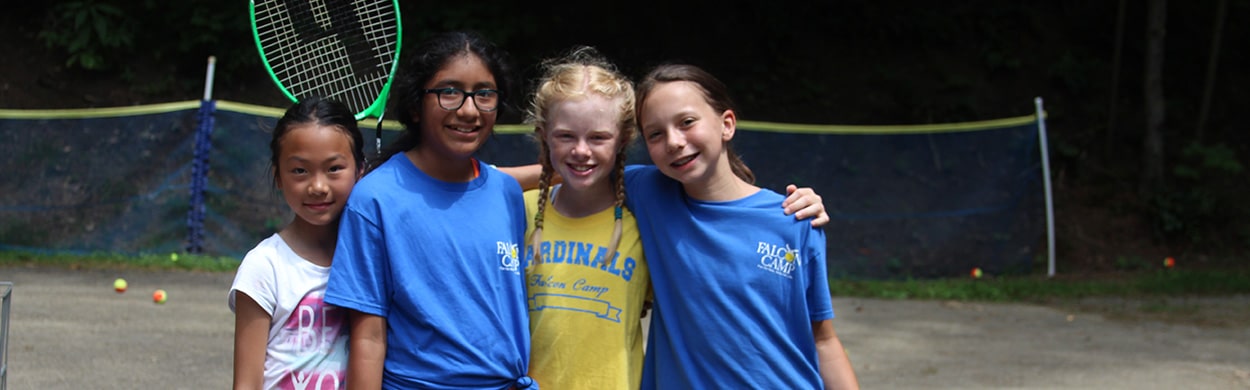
[0, 101, 1046, 279]
[1, 106, 200, 254]
[482, 119, 1048, 279]
[731, 124, 1047, 279]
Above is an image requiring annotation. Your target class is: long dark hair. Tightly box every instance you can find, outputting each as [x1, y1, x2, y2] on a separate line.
[635, 64, 755, 184]
[372, 31, 514, 171]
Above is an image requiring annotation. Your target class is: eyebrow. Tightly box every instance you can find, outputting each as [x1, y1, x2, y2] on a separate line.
[429, 79, 497, 89]
[284, 154, 348, 164]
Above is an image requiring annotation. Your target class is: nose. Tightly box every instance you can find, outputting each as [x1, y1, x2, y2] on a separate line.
[572, 139, 591, 157]
[456, 95, 481, 118]
[308, 175, 329, 196]
[665, 129, 686, 152]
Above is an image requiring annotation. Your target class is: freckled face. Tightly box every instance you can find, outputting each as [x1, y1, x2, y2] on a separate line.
[274, 124, 359, 227]
[542, 95, 623, 193]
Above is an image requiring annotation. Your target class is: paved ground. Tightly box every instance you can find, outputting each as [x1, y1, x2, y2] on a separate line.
[1, 265, 1248, 389]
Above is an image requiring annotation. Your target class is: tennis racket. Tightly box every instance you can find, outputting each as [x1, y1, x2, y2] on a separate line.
[250, 0, 402, 153]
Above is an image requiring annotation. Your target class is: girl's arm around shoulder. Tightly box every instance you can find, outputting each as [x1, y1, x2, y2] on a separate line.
[494, 164, 562, 191]
[232, 292, 271, 390]
[813, 319, 860, 390]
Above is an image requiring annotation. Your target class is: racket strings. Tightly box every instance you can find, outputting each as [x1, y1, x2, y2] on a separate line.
[254, 0, 398, 115]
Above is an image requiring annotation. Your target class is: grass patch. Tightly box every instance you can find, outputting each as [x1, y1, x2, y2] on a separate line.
[830, 269, 1250, 301]
[0, 250, 240, 273]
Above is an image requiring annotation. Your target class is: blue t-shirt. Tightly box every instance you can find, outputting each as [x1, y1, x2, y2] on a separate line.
[624, 165, 833, 389]
[325, 153, 531, 389]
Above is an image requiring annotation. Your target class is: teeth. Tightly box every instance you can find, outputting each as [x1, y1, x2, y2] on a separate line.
[570, 165, 594, 172]
[450, 126, 475, 133]
[672, 155, 695, 166]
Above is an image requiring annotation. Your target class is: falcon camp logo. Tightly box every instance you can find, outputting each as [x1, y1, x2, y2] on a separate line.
[757, 241, 799, 278]
[498, 241, 520, 274]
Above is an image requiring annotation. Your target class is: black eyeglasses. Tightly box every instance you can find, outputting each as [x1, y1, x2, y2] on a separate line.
[423, 88, 500, 112]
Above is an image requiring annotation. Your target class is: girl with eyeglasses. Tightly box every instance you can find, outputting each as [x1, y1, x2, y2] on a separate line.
[324, 31, 536, 390]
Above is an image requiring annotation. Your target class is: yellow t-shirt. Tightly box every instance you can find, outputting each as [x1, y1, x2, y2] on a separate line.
[523, 188, 650, 390]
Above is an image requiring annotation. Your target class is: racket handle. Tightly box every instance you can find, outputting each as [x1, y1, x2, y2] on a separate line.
[375, 117, 384, 155]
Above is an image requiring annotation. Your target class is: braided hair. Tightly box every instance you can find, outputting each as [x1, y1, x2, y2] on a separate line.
[524, 46, 636, 264]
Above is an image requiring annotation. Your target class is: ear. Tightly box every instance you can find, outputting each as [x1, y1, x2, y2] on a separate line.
[720, 109, 737, 142]
[409, 108, 420, 124]
[534, 125, 550, 146]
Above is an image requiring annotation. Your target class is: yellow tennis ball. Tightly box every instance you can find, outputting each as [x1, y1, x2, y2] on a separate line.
[113, 278, 127, 293]
[153, 289, 167, 304]
[170, 252, 179, 262]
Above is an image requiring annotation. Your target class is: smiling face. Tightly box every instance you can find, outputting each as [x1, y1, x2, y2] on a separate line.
[541, 95, 624, 194]
[412, 53, 499, 162]
[638, 80, 735, 188]
[274, 123, 360, 228]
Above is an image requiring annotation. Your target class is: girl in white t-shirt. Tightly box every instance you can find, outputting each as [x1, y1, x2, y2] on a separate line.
[228, 96, 365, 390]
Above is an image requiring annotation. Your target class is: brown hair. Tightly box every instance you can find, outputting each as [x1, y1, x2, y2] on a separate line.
[525, 46, 636, 265]
[635, 64, 755, 184]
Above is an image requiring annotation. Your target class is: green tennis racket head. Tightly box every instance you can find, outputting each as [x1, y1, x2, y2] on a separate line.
[250, 0, 402, 120]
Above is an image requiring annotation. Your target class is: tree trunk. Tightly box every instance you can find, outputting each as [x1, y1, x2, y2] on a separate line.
[1196, 0, 1228, 142]
[1141, 0, 1167, 195]
[1106, 0, 1127, 155]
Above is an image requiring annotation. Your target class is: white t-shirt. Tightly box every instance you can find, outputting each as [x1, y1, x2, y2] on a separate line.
[229, 234, 349, 389]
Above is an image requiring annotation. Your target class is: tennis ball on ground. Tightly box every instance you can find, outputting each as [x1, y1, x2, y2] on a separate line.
[170, 252, 179, 262]
[113, 278, 127, 293]
[971, 267, 983, 279]
[153, 289, 167, 304]
[1164, 257, 1175, 268]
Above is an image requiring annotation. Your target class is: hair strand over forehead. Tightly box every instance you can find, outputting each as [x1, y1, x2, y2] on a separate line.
[635, 63, 754, 184]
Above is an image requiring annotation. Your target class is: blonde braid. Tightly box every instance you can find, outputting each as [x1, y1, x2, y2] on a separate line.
[603, 146, 628, 259]
[530, 134, 555, 265]
[525, 46, 637, 265]
[602, 52, 636, 261]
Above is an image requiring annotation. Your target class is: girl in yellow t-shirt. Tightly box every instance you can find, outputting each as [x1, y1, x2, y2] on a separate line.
[522, 47, 649, 389]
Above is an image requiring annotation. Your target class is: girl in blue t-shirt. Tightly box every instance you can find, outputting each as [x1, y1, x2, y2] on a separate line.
[629, 64, 860, 389]
[324, 31, 535, 390]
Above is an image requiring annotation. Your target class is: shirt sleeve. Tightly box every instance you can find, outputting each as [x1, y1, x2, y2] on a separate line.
[229, 246, 278, 316]
[805, 226, 834, 321]
[325, 201, 391, 317]
[623, 164, 662, 213]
